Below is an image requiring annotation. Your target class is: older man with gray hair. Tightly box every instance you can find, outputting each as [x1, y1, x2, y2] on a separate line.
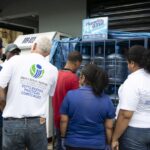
[0, 36, 58, 150]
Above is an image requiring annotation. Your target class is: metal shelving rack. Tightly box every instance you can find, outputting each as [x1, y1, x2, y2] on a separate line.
[52, 37, 149, 107]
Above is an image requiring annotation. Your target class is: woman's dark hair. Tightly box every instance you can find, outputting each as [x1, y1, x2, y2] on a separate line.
[81, 64, 108, 96]
[127, 45, 150, 73]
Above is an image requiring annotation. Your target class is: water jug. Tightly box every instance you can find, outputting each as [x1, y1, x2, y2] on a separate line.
[105, 85, 119, 107]
[81, 55, 91, 66]
[109, 94, 119, 107]
[94, 46, 104, 68]
[106, 53, 127, 83]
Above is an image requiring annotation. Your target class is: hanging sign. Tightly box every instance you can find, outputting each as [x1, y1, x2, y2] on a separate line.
[82, 17, 108, 41]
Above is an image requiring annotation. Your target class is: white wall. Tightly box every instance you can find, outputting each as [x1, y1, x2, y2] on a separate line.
[0, 0, 86, 36]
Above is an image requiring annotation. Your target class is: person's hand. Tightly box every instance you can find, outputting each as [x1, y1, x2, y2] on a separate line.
[61, 137, 66, 150]
[111, 141, 119, 150]
[105, 144, 111, 150]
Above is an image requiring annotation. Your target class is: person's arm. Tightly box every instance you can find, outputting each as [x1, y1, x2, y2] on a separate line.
[0, 86, 6, 111]
[60, 114, 69, 137]
[105, 119, 114, 145]
[111, 109, 133, 150]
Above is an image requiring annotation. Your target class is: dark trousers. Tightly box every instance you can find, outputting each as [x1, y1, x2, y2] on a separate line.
[55, 128, 65, 150]
[119, 126, 150, 150]
[3, 117, 47, 150]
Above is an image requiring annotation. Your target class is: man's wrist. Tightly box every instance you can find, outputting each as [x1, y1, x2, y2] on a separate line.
[112, 137, 118, 142]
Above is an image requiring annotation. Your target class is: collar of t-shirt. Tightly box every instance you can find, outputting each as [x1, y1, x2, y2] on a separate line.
[80, 85, 105, 96]
[62, 68, 75, 73]
[128, 68, 144, 78]
[31, 53, 45, 60]
[80, 85, 92, 90]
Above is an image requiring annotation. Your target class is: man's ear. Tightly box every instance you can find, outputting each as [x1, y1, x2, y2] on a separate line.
[81, 75, 86, 83]
[83, 75, 86, 80]
[31, 43, 37, 51]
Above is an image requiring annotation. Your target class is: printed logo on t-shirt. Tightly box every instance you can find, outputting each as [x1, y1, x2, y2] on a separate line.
[30, 64, 44, 78]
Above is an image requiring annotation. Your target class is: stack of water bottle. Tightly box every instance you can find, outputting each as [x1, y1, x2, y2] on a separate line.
[94, 46, 105, 69]
[91, 45, 128, 106]
[76, 46, 91, 76]
[106, 48, 128, 84]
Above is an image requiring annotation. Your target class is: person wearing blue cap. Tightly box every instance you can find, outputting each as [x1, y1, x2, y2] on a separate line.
[5, 43, 21, 60]
[0, 43, 21, 70]
[0, 42, 21, 150]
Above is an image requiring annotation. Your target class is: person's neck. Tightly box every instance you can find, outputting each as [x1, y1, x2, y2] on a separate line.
[133, 65, 141, 72]
[31, 50, 48, 57]
[64, 63, 75, 73]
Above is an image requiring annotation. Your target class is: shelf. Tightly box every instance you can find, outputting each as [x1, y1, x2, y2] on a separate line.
[53, 37, 149, 107]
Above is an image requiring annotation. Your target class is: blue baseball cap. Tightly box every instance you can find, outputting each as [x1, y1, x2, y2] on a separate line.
[5, 43, 21, 53]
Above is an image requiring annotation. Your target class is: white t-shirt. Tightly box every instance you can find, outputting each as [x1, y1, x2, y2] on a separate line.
[0, 53, 58, 118]
[116, 69, 150, 128]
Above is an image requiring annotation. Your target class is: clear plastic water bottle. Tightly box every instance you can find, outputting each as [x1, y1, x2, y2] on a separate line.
[94, 46, 104, 68]
[81, 47, 91, 66]
[106, 49, 127, 83]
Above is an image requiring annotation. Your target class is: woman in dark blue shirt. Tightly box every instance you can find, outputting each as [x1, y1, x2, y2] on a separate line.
[60, 64, 115, 150]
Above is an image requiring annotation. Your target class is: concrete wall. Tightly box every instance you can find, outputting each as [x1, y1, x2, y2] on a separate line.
[0, 0, 86, 36]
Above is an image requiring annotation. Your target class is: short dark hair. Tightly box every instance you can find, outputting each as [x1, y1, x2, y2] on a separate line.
[126, 45, 146, 68]
[81, 64, 108, 96]
[68, 51, 82, 62]
[127, 45, 150, 73]
[10, 49, 21, 55]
